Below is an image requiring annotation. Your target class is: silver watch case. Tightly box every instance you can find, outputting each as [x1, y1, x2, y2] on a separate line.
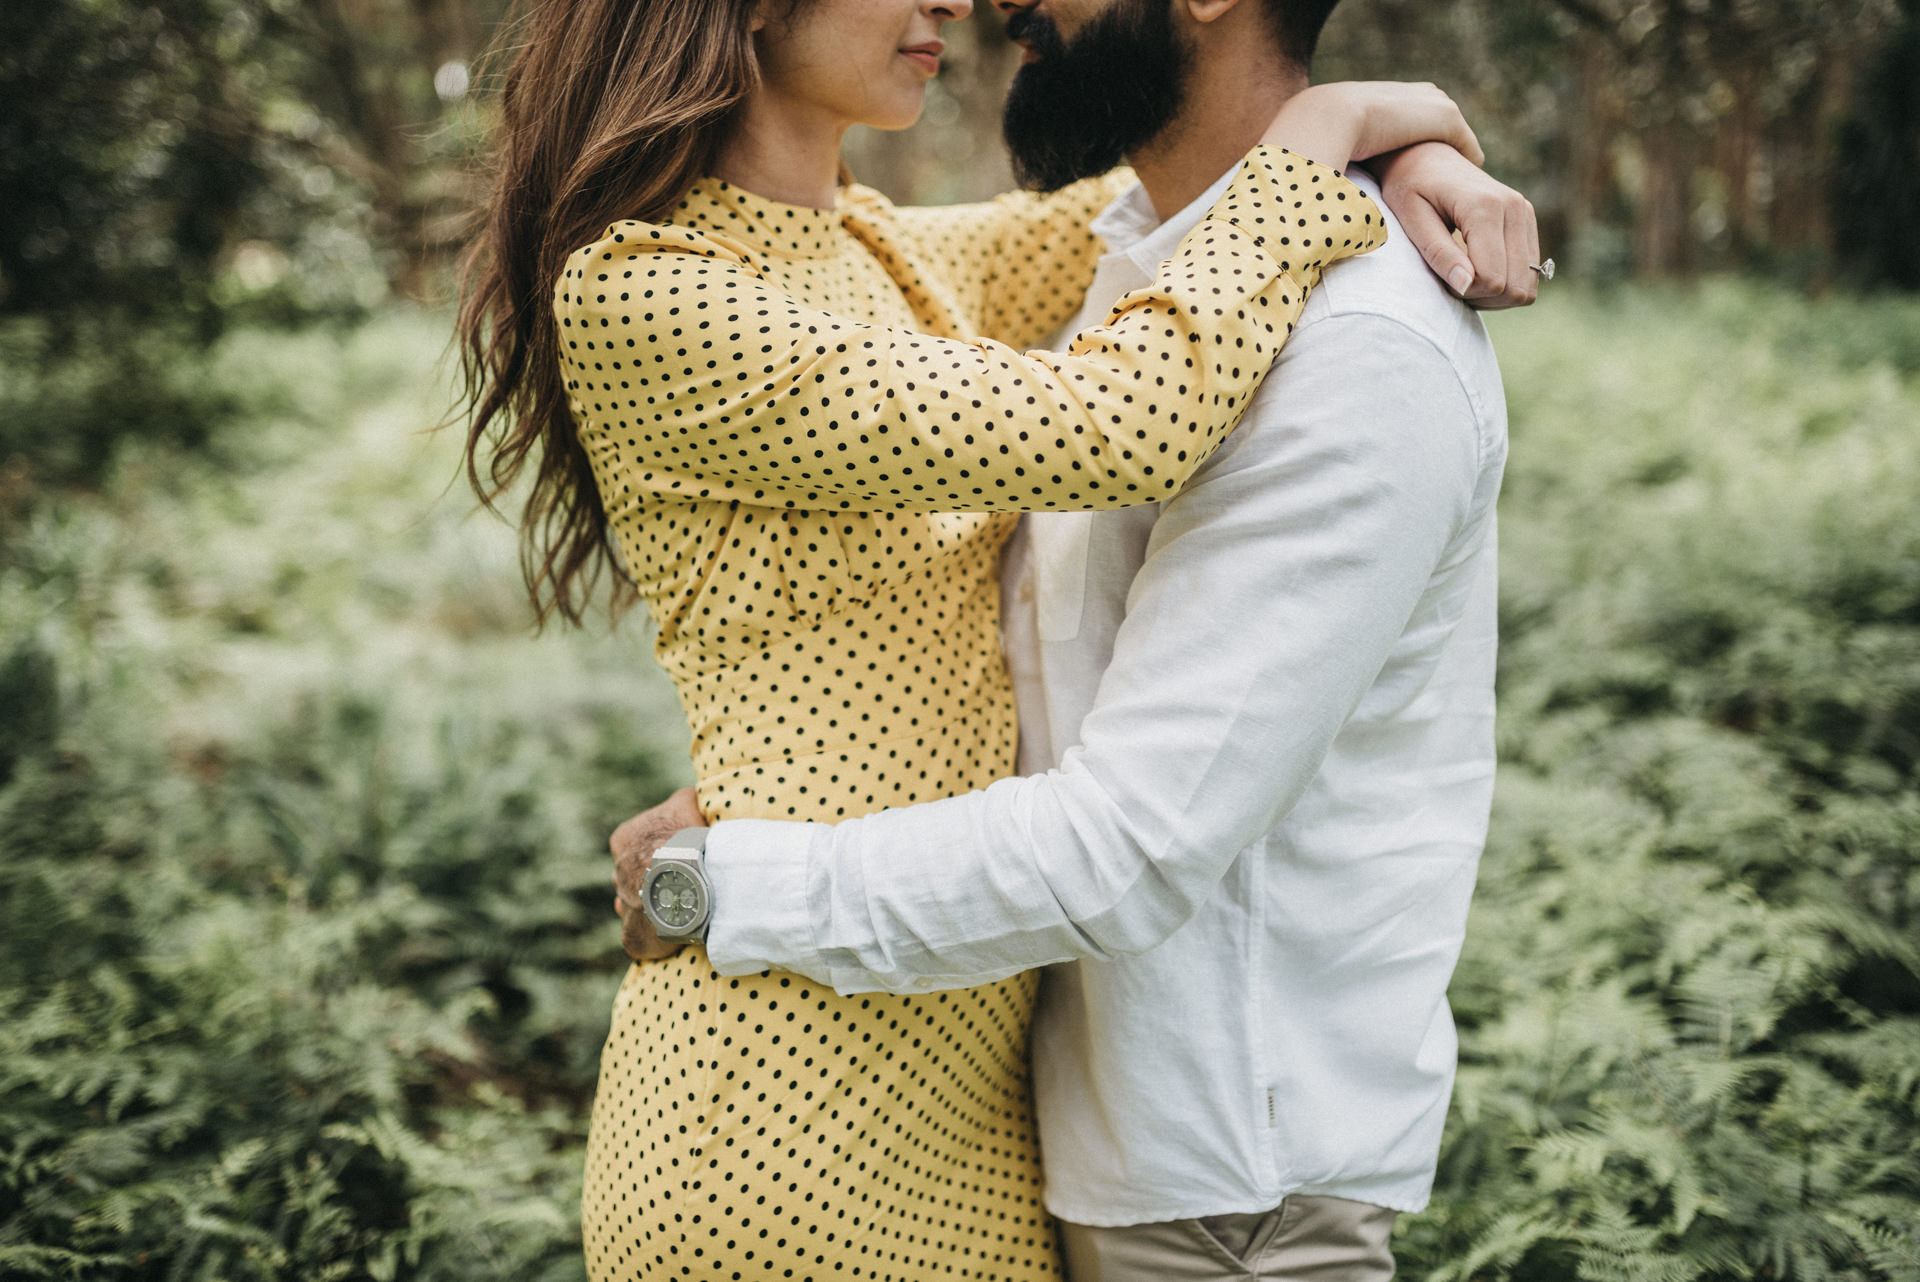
[640, 827, 713, 943]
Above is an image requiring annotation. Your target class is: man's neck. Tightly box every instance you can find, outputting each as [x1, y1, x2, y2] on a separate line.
[1127, 60, 1309, 224]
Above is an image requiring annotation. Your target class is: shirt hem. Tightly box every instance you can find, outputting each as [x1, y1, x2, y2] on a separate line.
[1044, 1180, 1432, 1228]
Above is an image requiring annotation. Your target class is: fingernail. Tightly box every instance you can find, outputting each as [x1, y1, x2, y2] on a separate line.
[1448, 266, 1473, 295]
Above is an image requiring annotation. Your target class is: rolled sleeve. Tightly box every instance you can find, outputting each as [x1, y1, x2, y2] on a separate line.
[703, 820, 823, 978]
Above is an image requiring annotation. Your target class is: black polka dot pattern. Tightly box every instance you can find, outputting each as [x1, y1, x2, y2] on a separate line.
[568, 150, 1385, 1281]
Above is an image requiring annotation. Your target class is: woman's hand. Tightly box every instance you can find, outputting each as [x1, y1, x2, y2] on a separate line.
[1371, 141, 1541, 310]
[1262, 81, 1483, 175]
[610, 786, 705, 963]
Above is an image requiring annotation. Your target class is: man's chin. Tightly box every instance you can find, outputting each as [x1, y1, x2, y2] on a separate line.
[998, 0, 1188, 192]
[1005, 101, 1128, 191]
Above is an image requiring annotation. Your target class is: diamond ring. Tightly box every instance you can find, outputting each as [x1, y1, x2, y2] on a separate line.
[1529, 259, 1556, 281]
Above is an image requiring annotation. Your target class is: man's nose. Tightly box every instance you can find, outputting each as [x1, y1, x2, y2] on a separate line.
[993, 0, 1037, 16]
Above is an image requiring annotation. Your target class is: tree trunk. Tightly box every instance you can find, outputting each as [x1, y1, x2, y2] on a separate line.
[1716, 63, 1764, 264]
[1565, 33, 1620, 261]
[1635, 124, 1698, 278]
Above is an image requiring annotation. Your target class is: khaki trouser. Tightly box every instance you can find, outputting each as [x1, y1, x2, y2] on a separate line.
[1059, 1195, 1396, 1282]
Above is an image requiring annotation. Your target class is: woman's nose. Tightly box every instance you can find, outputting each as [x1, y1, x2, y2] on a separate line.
[931, 0, 976, 19]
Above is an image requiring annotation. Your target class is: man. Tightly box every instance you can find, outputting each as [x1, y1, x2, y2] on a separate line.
[613, 0, 1529, 1276]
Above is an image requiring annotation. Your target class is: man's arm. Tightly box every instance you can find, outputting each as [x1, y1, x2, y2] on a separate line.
[694, 312, 1486, 993]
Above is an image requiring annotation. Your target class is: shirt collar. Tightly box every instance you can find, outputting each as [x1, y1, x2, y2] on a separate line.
[1090, 164, 1242, 278]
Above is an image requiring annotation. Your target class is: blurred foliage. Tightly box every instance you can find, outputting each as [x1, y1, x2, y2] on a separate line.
[0, 0, 504, 330]
[4, 3, 1916, 1278]
[1835, 0, 1920, 290]
[0, 313, 689, 1279]
[1317, 0, 1912, 285]
[1, 0, 258, 336]
[1400, 282, 1920, 1279]
[3, 0, 1915, 490]
[1, 0, 271, 486]
[2, 287, 1918, 1277]
[0, 0, 503, 490]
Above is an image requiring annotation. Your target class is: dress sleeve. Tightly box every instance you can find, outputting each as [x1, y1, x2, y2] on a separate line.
[885, 170, 1133, 349]
[557, 146, 1386, 514]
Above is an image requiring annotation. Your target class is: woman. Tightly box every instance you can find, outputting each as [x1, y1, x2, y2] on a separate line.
[458, 1, 1504, 1277]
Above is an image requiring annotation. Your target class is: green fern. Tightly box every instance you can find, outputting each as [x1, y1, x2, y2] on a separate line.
[3, 291, 1918, 1279]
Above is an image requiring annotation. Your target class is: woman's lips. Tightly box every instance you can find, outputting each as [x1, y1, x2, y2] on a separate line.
[900, 47, 942, 74]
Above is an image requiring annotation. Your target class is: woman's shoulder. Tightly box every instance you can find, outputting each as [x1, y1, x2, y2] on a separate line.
[565, 218, 752, 272]
[554, 216, 765, 317]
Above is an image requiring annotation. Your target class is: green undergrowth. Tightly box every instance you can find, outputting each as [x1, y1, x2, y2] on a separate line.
[1, 282, 1917, 1279]
[0, 310, 689, 1280]
[1399, 281, 1920, 1280]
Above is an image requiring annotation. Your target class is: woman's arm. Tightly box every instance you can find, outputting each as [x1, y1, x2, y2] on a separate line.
[1274, 82, 1541, 311]
[558, 81, 1480, 514]
[558, 146, 1379, 513]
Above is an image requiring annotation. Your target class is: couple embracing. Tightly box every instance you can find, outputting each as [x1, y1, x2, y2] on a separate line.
[457, 0, 1541, 1278]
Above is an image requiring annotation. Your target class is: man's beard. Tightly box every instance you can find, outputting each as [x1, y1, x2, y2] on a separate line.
[1002, 0, 1192, 193]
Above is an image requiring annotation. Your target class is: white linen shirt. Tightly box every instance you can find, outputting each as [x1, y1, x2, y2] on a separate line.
[704, 167, 1508, 1224]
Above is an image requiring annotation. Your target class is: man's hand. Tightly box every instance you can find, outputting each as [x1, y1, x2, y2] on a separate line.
[1369, 141, 1541, 311]
[610, 786, 705, 963]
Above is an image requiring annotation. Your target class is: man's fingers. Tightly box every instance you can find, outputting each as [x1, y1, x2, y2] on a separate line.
[611, 842, 647, 907]
[607, 787, 706, 962]
[621, 907, 685, 963]
[610, 788, 704, 858]
[614, 860, 681, 962]
[609, 786, 707, 904]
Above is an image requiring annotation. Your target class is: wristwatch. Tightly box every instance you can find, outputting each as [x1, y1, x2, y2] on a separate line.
[640, 827, 713, 944]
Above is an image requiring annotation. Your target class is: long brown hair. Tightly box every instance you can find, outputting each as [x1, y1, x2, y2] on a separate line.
[453, 0, 769, 627]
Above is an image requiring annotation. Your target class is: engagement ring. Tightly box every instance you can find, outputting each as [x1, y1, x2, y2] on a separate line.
[1530, 259, 1556, 281]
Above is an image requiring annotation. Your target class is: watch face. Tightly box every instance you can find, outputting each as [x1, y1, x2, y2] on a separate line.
[647, 866, 705, 930]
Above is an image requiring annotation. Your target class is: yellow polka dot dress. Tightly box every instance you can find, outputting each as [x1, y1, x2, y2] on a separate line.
[557, 148, 1384, 1281]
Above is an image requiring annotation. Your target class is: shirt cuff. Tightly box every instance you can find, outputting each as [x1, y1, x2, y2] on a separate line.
[703, 818, 829, 978]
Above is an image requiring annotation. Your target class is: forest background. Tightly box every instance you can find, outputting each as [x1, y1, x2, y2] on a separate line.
[3, 0, 1919, 1279]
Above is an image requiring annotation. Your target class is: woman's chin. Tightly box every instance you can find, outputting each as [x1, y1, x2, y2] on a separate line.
[860, 90, 930, 133]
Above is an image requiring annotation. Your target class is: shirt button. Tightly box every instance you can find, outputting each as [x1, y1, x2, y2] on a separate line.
[913, 978, 937, 989]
